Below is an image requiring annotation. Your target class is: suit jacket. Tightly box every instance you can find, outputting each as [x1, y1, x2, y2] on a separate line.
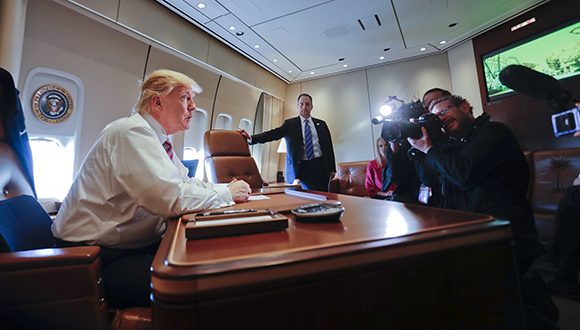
[251, 116, 336, 183]
[0, 67, 36, 195]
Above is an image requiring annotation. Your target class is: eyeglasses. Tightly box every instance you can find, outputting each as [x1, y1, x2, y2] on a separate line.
[431, 104, 455, 116]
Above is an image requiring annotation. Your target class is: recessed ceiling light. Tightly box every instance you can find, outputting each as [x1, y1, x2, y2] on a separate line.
[383, 48, 390, 52]
[273, 59, 278, 62]
[439, 40, 447, 44]
[235, 31, 244, 36]
[228, 26, 236, 31]
[379, 56, 385, 60]
[310, 71, 315, 75]
[197, 2, 206, 9]
[288, 70, 293, 73]
[254, 45, 260, 48]
[448, 22, 458, 28]
[343, 64, 348, 68]
[338, 58, 345, 61]
[420, 47, 426, 51]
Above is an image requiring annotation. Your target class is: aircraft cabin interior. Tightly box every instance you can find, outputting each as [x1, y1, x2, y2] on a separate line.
[0, 0, 579, 329]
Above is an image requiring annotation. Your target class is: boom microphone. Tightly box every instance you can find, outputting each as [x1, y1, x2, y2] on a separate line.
[499, 64, 579, 137]
[499, 64, 563, 100]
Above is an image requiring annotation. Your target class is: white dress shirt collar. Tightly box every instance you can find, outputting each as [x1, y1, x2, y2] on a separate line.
[141, 112, 169, 143]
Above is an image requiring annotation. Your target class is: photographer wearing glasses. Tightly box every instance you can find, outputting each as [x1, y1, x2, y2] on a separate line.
[407, 95, 544, 276]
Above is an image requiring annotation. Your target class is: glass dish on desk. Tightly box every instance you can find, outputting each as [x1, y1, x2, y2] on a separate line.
[291, 201, 345, 222]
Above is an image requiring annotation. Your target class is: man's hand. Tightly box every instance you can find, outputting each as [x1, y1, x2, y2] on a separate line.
[407, 127, 433, 154]
[228, 179, 251, 203]
[237, 128, 250, 141]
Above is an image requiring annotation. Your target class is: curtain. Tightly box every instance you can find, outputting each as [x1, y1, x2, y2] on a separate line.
[258, 93, 284, 182]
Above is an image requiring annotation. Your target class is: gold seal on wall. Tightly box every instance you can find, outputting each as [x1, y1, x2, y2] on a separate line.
[31, 84, 73, 124]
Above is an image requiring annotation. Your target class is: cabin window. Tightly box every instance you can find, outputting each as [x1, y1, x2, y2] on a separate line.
[29, 137, 74, 199]
[239, 118, 253, 132]
[183, 109, 209, 179]
[214, 113, 233, 130]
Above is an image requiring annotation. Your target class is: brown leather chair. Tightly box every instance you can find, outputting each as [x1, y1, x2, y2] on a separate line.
[203, 130, 266, 189]
[328, 161, 370, 197]
[0, 141, 151, 330]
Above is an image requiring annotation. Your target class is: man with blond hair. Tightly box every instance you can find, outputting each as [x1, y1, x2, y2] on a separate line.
[53, 69, 251, 308]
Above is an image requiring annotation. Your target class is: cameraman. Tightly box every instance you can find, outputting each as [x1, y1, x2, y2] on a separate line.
[381, 139, 421, 203]
[407, 94, 544, 275]
[549, 119, 580, 299]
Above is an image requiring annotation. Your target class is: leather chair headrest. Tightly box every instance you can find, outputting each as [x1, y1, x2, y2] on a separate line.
[204, 130, 251, 158]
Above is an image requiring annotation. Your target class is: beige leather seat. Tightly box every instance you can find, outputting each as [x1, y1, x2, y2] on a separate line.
[203, 130, 266, 189]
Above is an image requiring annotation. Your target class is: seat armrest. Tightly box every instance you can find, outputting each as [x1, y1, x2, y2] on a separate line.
[0, 246, 109, 330]
[0, 246, 101, 271]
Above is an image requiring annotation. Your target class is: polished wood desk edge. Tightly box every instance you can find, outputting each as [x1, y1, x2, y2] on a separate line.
[151, 221, 514, 300]
[152, 217, 511, 279]
[166, 215, 496, 268]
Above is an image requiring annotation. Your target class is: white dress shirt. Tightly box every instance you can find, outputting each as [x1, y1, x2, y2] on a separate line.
[300, 116, 322, 159]
[52, 113, 234, 248]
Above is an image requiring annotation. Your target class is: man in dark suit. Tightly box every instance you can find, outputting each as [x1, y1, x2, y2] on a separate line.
[239, 93, 336, 191]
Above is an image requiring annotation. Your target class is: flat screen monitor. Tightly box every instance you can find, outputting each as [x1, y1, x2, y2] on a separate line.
[482, 20, 580, 101]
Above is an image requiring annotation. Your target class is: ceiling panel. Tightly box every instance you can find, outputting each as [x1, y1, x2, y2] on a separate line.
[157, 0, 547, 83]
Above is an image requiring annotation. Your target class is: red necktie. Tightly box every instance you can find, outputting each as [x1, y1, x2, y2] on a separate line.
[163, 139, 174, 160]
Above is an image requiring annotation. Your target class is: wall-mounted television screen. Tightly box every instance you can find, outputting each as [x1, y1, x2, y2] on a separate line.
[482, 20, 580, 101]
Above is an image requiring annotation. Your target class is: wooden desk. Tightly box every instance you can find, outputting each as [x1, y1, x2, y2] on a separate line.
[151, 192, 524, 329]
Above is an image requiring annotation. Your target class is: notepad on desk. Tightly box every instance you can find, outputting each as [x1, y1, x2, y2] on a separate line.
[185, 209, 288, 239]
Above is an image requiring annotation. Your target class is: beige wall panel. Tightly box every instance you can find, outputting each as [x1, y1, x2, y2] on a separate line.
[64, 0, 120, 20]
[447, 40, 483, 116]
[366, 53, 452, 107]
[297, 70, 373, 164]
[284, 84, 302, 118]
[255, 66, 287, 101]
[117, 0, 210, 62]
[207, 40, 257, 85]
[213, 77, 262, 131]
[20, 0, 148, 172]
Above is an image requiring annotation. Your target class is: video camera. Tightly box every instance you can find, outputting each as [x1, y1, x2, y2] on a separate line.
[499, 64, 579, 138]
[372, 100, 446, 143]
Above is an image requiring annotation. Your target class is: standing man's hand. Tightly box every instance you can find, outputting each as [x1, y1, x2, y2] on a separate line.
[228, 179, 251, 203]
[237, 128, 250, 141]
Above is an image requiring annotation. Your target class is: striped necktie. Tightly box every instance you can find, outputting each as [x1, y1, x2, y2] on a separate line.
[163, 139, 174, 160]
[304, 119, 314, 160]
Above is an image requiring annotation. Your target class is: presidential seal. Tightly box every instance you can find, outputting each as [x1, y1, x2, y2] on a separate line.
[31, 84, 73, 124]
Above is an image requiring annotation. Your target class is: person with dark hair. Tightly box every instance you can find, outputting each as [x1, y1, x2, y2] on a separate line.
[0, 67, 36, 195]
[422, 87, 451, 111]
[380, 139, 422, 203]
[52, 69, 251, 308]
[408, 94, 544, 275]
[238, 93, 336, 191]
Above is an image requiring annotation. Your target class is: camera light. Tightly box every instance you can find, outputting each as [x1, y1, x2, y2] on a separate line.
[379, 104, 393, 116]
